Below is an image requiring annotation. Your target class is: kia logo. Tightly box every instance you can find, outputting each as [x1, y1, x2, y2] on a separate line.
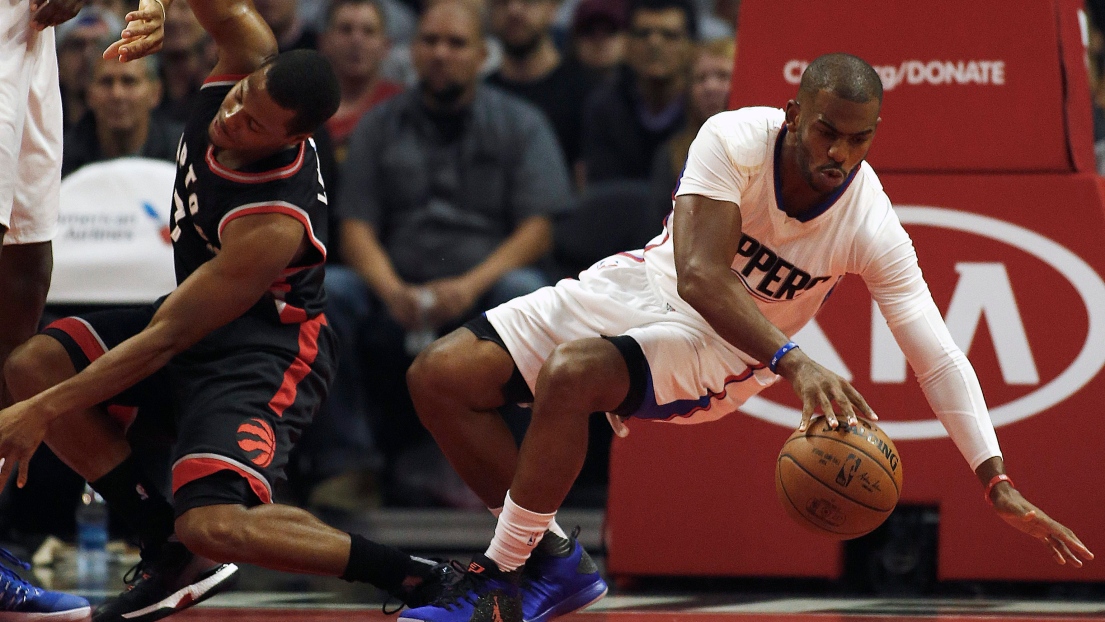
[739, 207, 1105, 440]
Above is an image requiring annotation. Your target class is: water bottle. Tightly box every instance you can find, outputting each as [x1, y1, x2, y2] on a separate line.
[404, 288, 437, 357]
[75, 483, 109, 588]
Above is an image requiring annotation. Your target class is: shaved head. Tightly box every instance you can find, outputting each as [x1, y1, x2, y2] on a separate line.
[798, 53, 882, 105]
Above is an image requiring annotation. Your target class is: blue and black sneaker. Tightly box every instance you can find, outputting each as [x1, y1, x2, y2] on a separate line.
[398, 554, 521, 622]
[0, 547, 91, 621]
[521, 529, 607, 622]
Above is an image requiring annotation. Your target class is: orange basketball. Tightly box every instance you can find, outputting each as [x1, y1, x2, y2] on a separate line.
[775, 418, 903, 540]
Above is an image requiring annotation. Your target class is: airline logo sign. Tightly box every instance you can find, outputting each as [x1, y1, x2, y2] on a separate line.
[739, 207, 1105, 440]
[783, 59, 1007, 90]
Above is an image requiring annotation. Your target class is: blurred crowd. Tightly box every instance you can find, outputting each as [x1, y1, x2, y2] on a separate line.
[1, 0, 739, 544]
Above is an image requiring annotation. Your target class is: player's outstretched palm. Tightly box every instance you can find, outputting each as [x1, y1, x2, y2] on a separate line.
[781, 352, 875, 431]
[102, 0, 166, 63]
[991, 487, 1094, 567]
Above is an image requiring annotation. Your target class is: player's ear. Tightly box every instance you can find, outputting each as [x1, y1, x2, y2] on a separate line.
[784, 99, 800, 131]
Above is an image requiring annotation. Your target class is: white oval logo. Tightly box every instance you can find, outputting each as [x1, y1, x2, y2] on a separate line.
[738, 206, 1105, 440]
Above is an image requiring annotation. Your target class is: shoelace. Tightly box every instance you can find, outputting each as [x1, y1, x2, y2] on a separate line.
[121, 559, 148, 588]
[380, 559, 457, 615]
[431, 560, 486, 612]
[0, 548, 39, 609]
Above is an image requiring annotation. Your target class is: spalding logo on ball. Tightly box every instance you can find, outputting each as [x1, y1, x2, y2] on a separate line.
[775, 418, 902, 540]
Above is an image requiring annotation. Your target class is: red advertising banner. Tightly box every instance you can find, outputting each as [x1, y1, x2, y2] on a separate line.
[727, 0, 1092, 173]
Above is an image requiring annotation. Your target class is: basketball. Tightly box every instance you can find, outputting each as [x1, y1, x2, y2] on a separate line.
[775, 418, 903, 540]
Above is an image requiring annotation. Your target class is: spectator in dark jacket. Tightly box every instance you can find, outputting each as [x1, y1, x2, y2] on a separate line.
[581, 0, 695, 184]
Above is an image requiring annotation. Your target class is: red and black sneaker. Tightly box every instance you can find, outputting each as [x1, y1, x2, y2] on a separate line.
[92, 542, 238, 622]
[398, 554, 522, 622]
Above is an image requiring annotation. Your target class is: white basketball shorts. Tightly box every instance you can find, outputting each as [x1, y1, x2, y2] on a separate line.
[0, 7, 62, 246]
[485, 254, 780, 424]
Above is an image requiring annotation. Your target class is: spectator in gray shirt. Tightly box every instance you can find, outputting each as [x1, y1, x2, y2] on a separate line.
[303, 0, 572, 509]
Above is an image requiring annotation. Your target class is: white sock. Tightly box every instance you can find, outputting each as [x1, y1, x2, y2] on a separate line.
[485, 491, 555, 571]
[547, 520, 567, 540]
[492, 504, 565, 540]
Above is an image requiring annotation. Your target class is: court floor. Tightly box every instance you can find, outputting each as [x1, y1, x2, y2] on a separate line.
[167, 593, 1105, 621]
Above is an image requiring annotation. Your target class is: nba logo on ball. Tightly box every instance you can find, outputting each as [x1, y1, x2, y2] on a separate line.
[775, 419, 903, 539]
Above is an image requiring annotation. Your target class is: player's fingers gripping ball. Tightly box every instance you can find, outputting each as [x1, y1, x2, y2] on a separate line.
[775, 417, 903, 539]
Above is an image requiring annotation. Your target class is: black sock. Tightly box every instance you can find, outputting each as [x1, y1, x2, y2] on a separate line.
[341, 533, 431, 593]
[90, 457, 176, 552]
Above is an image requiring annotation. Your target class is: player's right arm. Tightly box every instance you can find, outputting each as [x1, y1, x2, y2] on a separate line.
[672, 193, 872, 431]
[0, 214, 305, 489]
[185, 0, 278, 77]
[672, 113, 872, 430]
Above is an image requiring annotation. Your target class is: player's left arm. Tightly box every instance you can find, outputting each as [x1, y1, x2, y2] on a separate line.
[863, 214, 1093, 567]
[0, 213, 305, 489]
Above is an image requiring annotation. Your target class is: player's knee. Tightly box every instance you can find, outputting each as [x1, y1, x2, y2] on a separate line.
[3, 335, 69, 402]
[409, 330, 509, 417]
[407, 338, 452, 402]
[175, 505, 250, 563]
[539, 340, 621, 413]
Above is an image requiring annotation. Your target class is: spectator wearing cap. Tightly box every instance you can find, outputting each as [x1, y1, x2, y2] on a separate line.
[581, 0, 696, 184]
[62, 42, 184, 177]
[56, 6, 125, 130]
[569, 0, 627, 83]
[486, 0, 596, 180]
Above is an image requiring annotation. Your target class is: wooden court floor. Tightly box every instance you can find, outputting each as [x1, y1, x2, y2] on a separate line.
[163, 593, 1105, 621]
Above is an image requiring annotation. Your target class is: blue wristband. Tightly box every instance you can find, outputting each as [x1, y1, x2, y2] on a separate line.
[768, 341, 800, 373]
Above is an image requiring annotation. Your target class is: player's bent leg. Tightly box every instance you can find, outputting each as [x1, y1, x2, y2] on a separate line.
[175, 502, 353, 573]
[174, 497, 451, 607]
[0, 241, 51, 409]
[4, 334, 131, 481]
[408, 326, 524, 508]
[0, 242, 51, 367]
[512, 338, 629, 514]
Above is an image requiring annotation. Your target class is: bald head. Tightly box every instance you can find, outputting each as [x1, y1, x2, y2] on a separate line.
[798, 53, 882, 106]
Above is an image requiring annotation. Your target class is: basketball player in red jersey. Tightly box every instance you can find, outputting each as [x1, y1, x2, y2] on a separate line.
[0, 0, 452, 620]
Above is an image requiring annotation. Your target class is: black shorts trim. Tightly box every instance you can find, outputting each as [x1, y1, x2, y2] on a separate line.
[462, 314, 533, 404]
[603, 335, 647, 416]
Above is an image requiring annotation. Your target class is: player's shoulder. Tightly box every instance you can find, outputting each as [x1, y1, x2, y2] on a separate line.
[849, 161, 891, 212]
[700, 106, 785, 167]
[841, 161, 900, 235]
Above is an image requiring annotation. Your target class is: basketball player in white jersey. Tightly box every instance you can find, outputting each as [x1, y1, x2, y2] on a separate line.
[400, 53, 1092, 622]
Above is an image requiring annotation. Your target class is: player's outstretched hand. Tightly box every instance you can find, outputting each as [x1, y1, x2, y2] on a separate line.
[30, 0, 86, 30]
[990, 486, 1094, 567]
[103, 0, 166, 62]
[776, 348, 876, 431]
[0, 399, 50, 492]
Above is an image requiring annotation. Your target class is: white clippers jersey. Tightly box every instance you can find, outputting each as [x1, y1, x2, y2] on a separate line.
[647, 106, 1002, 469]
